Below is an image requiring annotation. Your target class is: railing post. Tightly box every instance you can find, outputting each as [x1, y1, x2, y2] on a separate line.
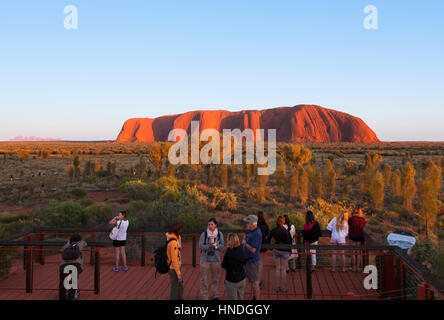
[306, 248, 312, 299]
[141, 232, 146, 266]
[347, 292, 355, 300]
[417, 283, 426, 300]
[23, 233, 32, 270]
[296, 232, 302, 269]
[26, 245, 33, 293]
[39, 232, 45, 265]
[94, 248, 100, 294]
[90, 232, 95, 266]
[192, 233, 197, 268]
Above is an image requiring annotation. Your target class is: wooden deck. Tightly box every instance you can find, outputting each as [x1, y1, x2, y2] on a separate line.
[0, 243, 379, 300]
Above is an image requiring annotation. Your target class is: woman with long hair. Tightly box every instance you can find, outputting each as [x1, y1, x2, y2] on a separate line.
[302, 211, 322, 272]
[268, 216, 292, 292]
[166, 220, 184, 300]
[326, 211, 349, 272]
[222, 233, 247, 300]
[348, 205, 366, 272]
[199, 217, 224, 300]
[109, 210, 129, 272]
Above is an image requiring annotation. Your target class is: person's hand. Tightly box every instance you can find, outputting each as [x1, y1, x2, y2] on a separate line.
[241, 239, 246, 246]
[178, 274, 183, 282]
[209, 243, 216, 249]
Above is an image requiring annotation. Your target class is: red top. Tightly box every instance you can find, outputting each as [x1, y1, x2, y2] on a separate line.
[348, 216, 366, 237]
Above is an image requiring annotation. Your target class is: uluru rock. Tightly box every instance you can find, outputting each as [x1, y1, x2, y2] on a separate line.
[116, 105, 380, 143]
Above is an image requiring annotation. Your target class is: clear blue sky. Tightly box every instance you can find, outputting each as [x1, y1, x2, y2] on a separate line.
[0, 0, 443, 141]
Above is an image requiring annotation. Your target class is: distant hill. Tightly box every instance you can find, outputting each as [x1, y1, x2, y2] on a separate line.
[116, 104, 380, 143]
[9, 136, 62, 142]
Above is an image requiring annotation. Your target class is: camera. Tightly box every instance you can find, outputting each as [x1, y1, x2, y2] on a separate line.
[207, 249, 215, 256]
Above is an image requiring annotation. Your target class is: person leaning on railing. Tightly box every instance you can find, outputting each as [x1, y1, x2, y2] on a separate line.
[302, 210, 322, 272]
[59, 233, 87, 300]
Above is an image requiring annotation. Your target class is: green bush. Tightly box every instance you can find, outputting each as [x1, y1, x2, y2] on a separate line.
[120, 179, 158, 201]
[209, 188, 237, 211]
[38, 200, 86, 228]
[85, 204, 114, 228]
[70, 187, 87, 199]
[80, 197, 94, 207]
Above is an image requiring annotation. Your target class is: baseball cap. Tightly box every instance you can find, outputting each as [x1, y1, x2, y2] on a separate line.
[243, 214, 258, 224]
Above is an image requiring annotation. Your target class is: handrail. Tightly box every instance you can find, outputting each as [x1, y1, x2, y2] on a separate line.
[0, 241, 107, 247]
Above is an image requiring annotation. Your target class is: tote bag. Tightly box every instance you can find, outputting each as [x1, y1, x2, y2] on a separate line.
[109, 221, 121, 240]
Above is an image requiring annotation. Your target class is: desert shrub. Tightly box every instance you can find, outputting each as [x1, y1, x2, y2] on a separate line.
[85, 204, 114, 228]
[37, 200, 86, 228]
[208, 188, 237, 211]
[70, 187, 87, 199]
[0, 213, 28, 224]
[120, 179, 158, 201]
[80, 197, 94, 207]
[411, 239, 444, 281]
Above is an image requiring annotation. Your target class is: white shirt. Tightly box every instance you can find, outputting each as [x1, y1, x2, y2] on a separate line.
[116, 220, 129, 241]
[327, 217, 348, 244]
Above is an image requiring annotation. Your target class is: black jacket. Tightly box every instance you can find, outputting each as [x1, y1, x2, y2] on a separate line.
[221, 245, 246, 283]
[258, 222, 270, 252]
[302, 221, 322, 244]
[268, 226, 292, 252]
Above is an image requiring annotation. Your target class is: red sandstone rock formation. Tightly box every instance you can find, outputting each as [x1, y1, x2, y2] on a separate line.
[116, 105, 380, 143]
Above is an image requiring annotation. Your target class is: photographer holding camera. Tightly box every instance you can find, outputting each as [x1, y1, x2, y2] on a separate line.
[199, 217, 224, 300]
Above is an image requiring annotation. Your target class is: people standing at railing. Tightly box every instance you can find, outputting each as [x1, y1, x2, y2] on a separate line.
[241, 214, 262, 300]
[199, 217, 225, 300]
[257, 211, 269, 289]
[302, 210, 322, 272]
[222, 233, 247, 300]
[166, 220, 184, 300]
[283, 214, 297, 272]
[109, 210, 129, 272]
[59, 233, 88, 300]
[348, 205, 366, 272]
[326, 211, 349, 272]
[268, 216, 292, 293]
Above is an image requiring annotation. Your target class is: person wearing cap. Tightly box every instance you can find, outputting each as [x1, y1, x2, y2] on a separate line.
[241, 214, 262, 300]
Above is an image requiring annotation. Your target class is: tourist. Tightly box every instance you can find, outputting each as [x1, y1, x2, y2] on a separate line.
[109, 210, 129, 272]
[348, 205, 366, 272]
[59, 233, 87, 300]
[199, 217, 224, 300]
[166, 220, 184, 300]
[222, 233, 247, 300]
[283, 214, 297, 272]
[326, 211, 349, 272]
[268, 216, 292, 292]
[257, 211, 269, 289]
[242, 214, 262, 300]
[302, 210, 322, 272]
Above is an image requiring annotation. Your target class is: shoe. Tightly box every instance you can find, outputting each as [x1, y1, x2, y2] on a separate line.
[274, 286, 280, 292]
[281, 287, 287, 293]
[123, 266, 128, 271]
[74, 290, 80, 300]
[259, 282, 264, 289]
[114, 267, 119, 272]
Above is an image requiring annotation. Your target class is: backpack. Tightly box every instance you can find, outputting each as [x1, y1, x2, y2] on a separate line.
[62, 242, 81, 261]
[154, 238, 176, 277]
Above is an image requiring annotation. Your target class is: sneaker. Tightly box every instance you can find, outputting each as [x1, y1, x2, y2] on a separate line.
[123, 266, 128, 271]
[274, 286, 280, 292]
[114, 267, 119, 272]
[281, 287, 287, 293]
[74, 290, 80, 300]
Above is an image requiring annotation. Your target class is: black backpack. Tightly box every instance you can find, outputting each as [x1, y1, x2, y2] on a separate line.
[62, 242, 81, 261]
[154, 238, 176, 277]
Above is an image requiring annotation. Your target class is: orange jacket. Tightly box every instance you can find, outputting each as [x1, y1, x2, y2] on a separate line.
[166, 232, 182, 276]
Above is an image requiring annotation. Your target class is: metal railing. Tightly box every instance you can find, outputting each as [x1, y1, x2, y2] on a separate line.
[1, 227, 443, 300]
